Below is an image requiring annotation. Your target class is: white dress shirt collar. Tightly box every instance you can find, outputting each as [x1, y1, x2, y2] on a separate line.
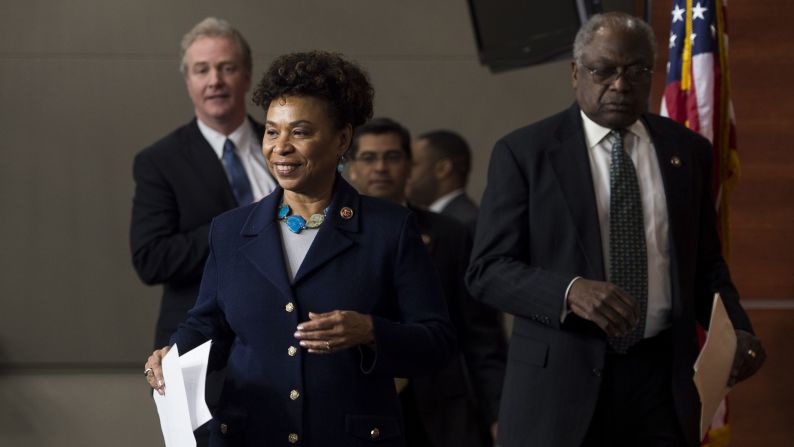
[580, 111, 650, 150]
[429, 189, 465, 214]
[196, 118, 255, 159]
[196, 117, 277, 202]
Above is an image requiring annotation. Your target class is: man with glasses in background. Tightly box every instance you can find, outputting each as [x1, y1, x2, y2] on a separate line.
[347, 118, 507, 447]
[467, 12, 764, 447]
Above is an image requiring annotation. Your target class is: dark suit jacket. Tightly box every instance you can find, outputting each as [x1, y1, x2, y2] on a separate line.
[466, 105, 753, 447]
[441, 193, 479, 234]
[130, 117, 265, 348]
[173, 178, 457, 447]
[405, 206, 506, 447]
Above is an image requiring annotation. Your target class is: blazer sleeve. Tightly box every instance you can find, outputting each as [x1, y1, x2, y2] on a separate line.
[171, 222, 234, 366]
[466, 138, 575, 328]
[365, 213, 458, 378]
[130, 150, 211, 286]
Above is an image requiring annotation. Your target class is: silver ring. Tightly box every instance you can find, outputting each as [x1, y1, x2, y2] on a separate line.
[144, 367, 153, 377]
[325, 341, 331, 351]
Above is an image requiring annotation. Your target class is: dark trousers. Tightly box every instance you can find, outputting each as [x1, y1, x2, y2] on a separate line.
[582, 330, 687, 447]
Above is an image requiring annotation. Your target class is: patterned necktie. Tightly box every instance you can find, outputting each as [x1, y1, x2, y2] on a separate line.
[222, 138, 253, 205]
[607, 130, 647, 353]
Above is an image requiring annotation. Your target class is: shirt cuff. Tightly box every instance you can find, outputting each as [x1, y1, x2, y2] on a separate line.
[562, 276, 581, 322]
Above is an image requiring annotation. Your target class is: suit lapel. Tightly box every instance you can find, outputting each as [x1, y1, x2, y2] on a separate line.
[444, 194, 465, 216]
[239, 189, 293, 300]
[248, 116, 265, 141]
[547, 106, 606, 279]
[292, 178, 360, 285]
[643, 115, 690, 253]
[246, 116, 278, 188]
[182, 119, 238, 209]
[408, 206, 437, 256]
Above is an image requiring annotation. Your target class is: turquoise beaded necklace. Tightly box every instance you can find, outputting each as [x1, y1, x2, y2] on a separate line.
[278, 203, 328, 234]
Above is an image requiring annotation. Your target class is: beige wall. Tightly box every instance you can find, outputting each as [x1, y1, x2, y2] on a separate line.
[0, 0, 575, 366]
[0, 370, 162, 446]
[0, 1, 576, 445]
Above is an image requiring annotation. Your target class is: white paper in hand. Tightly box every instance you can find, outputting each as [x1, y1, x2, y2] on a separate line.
[179, 340, 213, 430]
[152, 340, 213, 447]
[693, 294, 737, 439]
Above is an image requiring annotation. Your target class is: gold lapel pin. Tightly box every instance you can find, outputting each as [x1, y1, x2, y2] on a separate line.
[671, 156, 682, 167]
[340, 207, 354, 219]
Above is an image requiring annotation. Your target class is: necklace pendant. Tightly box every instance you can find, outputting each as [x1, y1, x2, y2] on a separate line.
[305, 213, 325, 228]
[277, 203, 290, 220]
[285, 215, 307, 233]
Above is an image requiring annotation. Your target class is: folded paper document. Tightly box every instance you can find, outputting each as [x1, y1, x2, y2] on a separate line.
[153, 340, 213, 447]
[693, 294, 736, 440]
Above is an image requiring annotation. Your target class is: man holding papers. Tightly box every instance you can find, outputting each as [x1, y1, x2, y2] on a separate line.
[466, 12, 766, 447]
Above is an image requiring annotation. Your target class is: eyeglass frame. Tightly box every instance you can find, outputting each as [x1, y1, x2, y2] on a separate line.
[578, 63, 654, 85]
[349, 149, 409, 166]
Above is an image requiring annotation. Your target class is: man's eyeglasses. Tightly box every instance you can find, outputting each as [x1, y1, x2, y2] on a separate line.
[351, 150, 407, 165]
[580, 64, 653, 85]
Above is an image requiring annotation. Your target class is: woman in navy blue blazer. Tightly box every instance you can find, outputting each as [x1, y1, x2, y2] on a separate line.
[144, 51, 456, 446]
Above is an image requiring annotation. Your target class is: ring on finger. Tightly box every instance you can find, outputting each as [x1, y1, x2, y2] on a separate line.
[144, 367, 153, 377]
[325, 340, 331, 351]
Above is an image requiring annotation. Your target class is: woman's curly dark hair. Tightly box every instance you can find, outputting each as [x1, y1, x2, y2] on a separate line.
[252, 51, 374, 129]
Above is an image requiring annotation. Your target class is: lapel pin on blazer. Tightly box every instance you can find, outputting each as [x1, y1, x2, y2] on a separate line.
[671, 156, 682, 167]
[421, 233, 432, 246]
[340, 207, 354, 219]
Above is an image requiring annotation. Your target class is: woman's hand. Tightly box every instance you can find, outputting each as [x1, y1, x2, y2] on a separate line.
[294, 310, 375, 354]
[144, 345, 171, 395]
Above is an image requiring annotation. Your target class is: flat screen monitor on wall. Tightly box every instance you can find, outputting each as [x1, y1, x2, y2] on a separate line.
[468, 0, 604, 72]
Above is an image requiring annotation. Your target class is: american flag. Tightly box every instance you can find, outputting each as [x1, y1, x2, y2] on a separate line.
[661, 2, 738, 445]
[661, 0, 739, 260]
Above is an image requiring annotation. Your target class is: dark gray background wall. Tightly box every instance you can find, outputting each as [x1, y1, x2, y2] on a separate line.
[0, 1, 690, 446]
[0, 0, 589, 366]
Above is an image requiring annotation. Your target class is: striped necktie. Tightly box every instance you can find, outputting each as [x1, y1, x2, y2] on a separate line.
[607, 130, 648, 353]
